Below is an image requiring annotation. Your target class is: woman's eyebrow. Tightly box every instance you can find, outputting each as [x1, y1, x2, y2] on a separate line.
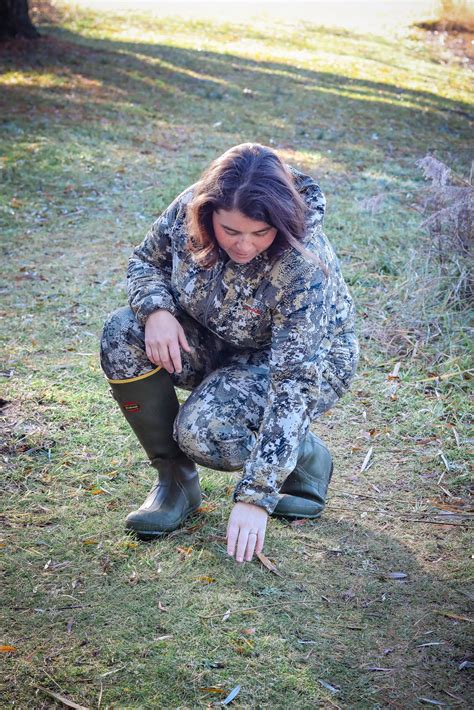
[220, 223, 270, 233]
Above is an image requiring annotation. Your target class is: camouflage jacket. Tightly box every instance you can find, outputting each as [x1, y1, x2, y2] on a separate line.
[127, 166, 357, 513]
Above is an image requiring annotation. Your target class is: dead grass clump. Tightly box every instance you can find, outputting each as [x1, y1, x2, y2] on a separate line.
[363, 155, 473, 307]
[415, 155, 473, 308]
[359, 155, 473, 357]
[418, 0, 474, 32]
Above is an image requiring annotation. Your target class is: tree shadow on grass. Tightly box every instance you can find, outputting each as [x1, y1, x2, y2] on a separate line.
[2, 505, 471, 706]
[0, 26, 471, 138]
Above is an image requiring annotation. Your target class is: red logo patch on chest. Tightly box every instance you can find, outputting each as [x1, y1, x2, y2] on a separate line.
[243, 305, 263, 316]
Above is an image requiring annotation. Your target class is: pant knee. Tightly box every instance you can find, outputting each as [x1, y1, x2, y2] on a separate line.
[174, 402, 251, 471]
[100, 306, 135, 350]
[99, 306, 145, 380]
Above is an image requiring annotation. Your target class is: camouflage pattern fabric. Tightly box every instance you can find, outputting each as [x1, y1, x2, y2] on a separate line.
[100, 166, 359, 514]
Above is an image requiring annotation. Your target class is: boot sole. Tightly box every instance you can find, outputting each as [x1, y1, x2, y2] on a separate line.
[125, 503, 202, 540]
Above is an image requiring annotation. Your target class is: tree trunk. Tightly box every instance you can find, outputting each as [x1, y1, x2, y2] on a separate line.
[0, 0, 40, 39]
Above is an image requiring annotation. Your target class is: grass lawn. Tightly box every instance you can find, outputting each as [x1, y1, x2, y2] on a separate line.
[1, 2, 472, 708]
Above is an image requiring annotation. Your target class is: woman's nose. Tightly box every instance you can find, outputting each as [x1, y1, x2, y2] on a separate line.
[237, 234, 252, 248]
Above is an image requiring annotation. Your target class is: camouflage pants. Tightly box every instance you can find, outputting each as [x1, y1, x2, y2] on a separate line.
[99, 306, 358, 471]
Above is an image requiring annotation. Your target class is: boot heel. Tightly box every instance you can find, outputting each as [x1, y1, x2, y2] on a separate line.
[272, 434, 333, 520]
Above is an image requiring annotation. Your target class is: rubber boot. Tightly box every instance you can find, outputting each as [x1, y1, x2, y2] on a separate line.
[107, 367, 202, 539]
[272, 432, 333, 519]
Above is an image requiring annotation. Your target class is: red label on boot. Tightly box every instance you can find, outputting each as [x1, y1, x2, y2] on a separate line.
[123, 401, 140, 413]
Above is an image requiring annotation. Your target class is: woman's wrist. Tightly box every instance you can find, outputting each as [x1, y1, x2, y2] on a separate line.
[146, 309, 171, 322]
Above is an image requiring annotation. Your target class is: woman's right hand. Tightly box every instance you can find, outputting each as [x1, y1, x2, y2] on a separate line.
[144, 310, 192, 374]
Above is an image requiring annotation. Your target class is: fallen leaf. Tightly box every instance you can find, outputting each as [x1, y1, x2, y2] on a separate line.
[185, 521, 206, 533]
[44, 560, 70, 571]
[157, 601, 168, 612]
[418, 698, 445, 706]
[82, 538, 98, 546]
[197, 502, 218, 513]
[176, 546, 193, 556]
[290, 518, 311, 526]
[0, 645, 17, 653]
[318, 679, 340, 693]
[368, 428, 382, 438]
[90, 488, 107, 496]
[360, 447, 373, 473]
[429, 497, 473, 513]
[194, 575, 216, 584]
[387, 361, 401, 380]
[221, 684, 241, 705]
[233, 638, 254, 655]
[415, 436, 439, 445]
[451, 426, 460, 447]
[256, 551, 284, 577]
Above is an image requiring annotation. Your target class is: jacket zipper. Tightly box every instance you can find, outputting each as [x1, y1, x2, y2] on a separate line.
[203, 264, 225, 329]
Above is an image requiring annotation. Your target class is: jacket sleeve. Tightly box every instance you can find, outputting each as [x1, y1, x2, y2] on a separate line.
[232, 262, 335, 514]
[127, 196, 183, 327]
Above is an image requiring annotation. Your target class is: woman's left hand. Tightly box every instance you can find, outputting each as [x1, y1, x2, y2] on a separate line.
[226, 502, 268, 563]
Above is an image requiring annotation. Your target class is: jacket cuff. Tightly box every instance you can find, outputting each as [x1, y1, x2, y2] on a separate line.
[132, 294, 178, 327]
[232, 480, 280, 515]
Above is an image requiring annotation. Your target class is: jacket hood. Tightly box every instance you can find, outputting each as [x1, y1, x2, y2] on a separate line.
[287, 164, 326, 231]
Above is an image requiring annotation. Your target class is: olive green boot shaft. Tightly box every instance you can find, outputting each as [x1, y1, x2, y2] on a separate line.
[107, 368, 201, 538]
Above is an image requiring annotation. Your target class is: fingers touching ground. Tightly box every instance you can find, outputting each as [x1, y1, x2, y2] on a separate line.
[226, 502, 268, 563]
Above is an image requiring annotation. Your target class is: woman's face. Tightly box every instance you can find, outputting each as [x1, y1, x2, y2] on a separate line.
[212, 209, 277, 264]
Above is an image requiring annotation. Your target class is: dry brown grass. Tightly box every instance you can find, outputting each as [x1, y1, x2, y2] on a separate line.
[419, 0, 474, 31]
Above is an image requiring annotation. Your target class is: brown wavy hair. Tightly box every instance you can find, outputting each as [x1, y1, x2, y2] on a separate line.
[186, 143, 322, 269]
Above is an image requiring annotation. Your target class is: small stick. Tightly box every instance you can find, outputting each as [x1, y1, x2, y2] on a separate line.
[35, 687, 89, 710]
[414, 368, 473, 383]
[199, 599, 316, 619]
[437, 484, 453, 498]
[399, 518, 472, 527]
[334, 491, 421, 505]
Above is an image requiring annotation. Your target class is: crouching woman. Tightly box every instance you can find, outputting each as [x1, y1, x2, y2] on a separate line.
[99, 143, 359, 564]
